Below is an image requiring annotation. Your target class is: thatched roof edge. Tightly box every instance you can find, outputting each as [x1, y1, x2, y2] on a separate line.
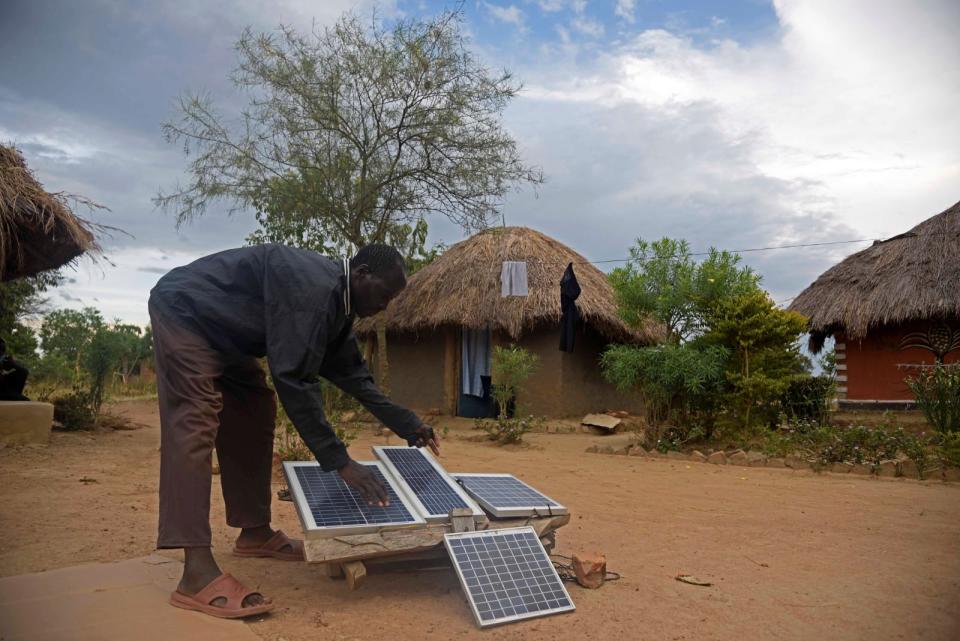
[355, 226, 662, 344]
[789, 200, 960, 351]
[0, 144, 99, 281]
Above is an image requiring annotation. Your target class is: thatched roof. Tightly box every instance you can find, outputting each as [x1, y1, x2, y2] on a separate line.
[0, 145, 98, 281]
[789, 200, 960, 352]
[355, 226, 661, 343]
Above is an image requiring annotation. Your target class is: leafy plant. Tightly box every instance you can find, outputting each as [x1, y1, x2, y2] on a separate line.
[704, 291, 809, 428]
[781, 375, 835, 425]
[601, 343, 727, 432]
[906, 365, 960, 434]
[476, 415, 543, 445]
[491, 345, 539, 420]
[608, 238, 759, 344]
[936, 431, 960, 468]
[53, 389, 96, 431]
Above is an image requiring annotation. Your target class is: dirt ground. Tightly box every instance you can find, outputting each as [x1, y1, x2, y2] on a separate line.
[1, 400, 958, 641]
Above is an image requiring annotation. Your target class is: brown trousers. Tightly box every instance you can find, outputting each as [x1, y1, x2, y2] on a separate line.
[149, 299, 277, 548]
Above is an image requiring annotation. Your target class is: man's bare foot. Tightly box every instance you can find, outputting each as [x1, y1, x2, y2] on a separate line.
[179, 547, 266, 608]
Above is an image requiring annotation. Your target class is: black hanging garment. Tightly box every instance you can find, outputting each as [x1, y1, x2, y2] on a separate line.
[559, 262, 581, 352]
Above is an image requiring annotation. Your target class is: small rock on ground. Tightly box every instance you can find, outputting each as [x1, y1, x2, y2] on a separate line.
[877, 460, 899, 478]
[707, 451, 727, 465]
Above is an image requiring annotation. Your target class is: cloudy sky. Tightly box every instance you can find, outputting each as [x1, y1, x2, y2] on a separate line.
[2, 0, 958, 325]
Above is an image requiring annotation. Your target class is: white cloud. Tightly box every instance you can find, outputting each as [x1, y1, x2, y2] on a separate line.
[522, 0, 960, 245]
[570, 16, 604, 38]
[484, 2, 525, 29]
[615, 0, 636, 23]
[535, 0, 566, 12]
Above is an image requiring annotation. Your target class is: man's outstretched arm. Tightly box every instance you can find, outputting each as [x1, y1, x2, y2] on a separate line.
[321, 332, 439, 455]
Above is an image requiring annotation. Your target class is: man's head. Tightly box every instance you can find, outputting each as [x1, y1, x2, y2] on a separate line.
[349, 244, 406, 318]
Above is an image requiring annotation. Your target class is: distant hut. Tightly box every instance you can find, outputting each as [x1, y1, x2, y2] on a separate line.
[0, 145, 98, 281]
[356, 226, 661, 418]
[790, 200, 960, 407]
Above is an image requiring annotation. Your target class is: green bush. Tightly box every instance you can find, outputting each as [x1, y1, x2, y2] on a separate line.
[53, 390, 96, 431]
[906, 365, 960, 434]
[936, 431, 960, 468]
[600, 343, 727, 431]
[476, 415, 542, 445]
[491, 345, 539, 419]
[781, 375, 834, 424]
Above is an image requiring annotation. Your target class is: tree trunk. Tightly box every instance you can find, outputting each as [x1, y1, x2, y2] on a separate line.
[376, 317, 390, 395]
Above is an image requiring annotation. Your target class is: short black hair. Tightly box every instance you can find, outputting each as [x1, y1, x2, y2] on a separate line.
[351, 244, 405, 278]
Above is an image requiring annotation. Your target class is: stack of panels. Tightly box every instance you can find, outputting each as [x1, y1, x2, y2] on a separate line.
[444, 527, 575, 627]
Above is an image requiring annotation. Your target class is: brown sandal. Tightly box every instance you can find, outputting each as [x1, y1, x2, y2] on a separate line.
[169, 573, 274, 619]
[233, 529, 304, 561]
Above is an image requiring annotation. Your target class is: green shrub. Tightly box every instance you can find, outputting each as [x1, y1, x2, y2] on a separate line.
[936, 431, 960, 468]
[53, 390, 96, 431]
[781, 375, 834, 424]
[491, 345, 539, 419]
[906, 365, 960, 434]
[600, 343, 727, 431]
[476, 415, 542, 445]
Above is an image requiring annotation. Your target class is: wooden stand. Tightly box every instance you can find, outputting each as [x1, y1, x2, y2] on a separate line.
[305, 511, 570, 590]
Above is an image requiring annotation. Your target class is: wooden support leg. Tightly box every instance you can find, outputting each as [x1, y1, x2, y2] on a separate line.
[450, 507, 476, 533]
[323, 562, 345, 579]
[343, 561, 367, 590]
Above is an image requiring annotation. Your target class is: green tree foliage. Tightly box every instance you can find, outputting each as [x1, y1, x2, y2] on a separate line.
[37, 307, 152, 423]
[157, 10, 542, 246]
[602, 237, 811, 434]
[608, 238, 758, 343]
[0, 271, 64, 363]
[39, 307, 103, 385]
[703, 291, 809, 427]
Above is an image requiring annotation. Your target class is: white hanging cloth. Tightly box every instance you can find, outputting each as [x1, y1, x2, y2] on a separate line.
[500, 261, 529, 297]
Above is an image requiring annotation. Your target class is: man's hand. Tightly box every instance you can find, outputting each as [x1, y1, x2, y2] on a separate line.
[409, 424, 440, 456]
[338, 460, 389, 507]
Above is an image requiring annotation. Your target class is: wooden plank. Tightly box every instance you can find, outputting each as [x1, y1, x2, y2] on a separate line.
[303, 514, 570, 565]
[343, 561, 367, 590]
[322, 563, 344, 579]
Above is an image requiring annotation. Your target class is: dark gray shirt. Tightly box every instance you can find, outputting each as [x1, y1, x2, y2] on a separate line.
[149, 244, 420, 470]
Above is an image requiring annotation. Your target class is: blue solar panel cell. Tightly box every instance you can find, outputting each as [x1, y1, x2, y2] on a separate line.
[373, 447, 482, 521]
[284, 462, 422, 535]
[452, 474, 567, 518]
[444, 527, 575, 627]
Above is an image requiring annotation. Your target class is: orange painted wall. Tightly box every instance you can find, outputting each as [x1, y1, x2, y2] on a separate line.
[840, 321, 960, 401]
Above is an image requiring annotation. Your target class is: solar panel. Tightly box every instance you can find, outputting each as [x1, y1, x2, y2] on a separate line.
[444, 527, 575, 627]
[282, 461, 425, 538]
[453, 474, 568, 519]
[372, 446, 484, 522]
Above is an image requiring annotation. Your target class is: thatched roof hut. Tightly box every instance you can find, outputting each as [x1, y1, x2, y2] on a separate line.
[0, 145, 98, 281]
[790, 200, 960, 352]
[356, 226, 658, 343]
[357, 226, 659, 418]
[789, 200, 960, 406]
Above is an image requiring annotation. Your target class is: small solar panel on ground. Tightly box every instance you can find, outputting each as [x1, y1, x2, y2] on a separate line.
[444, 527, 575, 627]
[283, 461, 424, 537]
[373, 446, 483, 522]
[453, 473, 568, 518]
